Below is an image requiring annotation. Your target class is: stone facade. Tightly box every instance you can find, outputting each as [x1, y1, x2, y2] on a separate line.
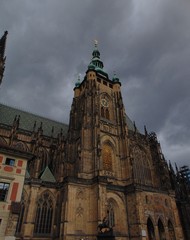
[0, 34, 189, 240]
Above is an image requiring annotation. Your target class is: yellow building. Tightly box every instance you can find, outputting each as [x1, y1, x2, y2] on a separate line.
[0, 143, 33, 240]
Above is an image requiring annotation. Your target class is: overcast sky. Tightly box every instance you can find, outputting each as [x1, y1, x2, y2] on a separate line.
[0, 0, 190, 167]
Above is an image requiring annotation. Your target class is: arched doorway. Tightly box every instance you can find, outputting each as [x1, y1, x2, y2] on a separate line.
[158, 219, 166, 240]
[168, 220, 176, 240]
[147, 218, 155, 240]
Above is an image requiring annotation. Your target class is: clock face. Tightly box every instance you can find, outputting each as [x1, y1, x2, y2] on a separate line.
[101, 98, 109, 107]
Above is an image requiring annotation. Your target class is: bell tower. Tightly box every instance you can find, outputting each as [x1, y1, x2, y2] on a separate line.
[60, 43, 185, 240]
[67, 41, 131, 182]
[0, 31, 8, 85]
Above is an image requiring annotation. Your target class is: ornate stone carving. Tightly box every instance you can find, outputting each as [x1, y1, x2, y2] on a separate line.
[76, 203, 84, 217]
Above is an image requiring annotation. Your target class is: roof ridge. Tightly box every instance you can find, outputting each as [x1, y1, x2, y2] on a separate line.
[0, 102, 68, 126]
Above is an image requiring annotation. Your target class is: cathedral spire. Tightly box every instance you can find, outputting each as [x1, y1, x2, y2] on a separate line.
[87, 40, 109, 78]
[0, 31, 8, 85]
[90, 40, 104, 69]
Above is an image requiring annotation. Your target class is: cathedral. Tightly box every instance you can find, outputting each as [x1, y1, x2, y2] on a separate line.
[0, 31, 190, 240]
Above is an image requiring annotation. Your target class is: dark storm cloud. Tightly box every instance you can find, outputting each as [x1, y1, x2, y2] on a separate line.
[0, 0, 189, 167]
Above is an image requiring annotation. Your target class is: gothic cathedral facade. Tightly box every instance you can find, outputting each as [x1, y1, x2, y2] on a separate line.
[0, 33, 187, 240]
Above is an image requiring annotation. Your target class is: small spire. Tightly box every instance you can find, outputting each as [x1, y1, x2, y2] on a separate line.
[78, 74, 80, 82]
[0, 31, 8, 85]
[13, 115, 17, 123]
[17, 115, 20, 128]
[94, 39, 98, 48]
[169, 160, 174, 173]
[144, 125, 148, 136]
[175, 163, 179, 173]
[75, 74, 81, 87]
[112, 71, 119, 82]
[0, 31, 8, 57]
[133, 121, 137, 133]
[33, 121, 37, 132]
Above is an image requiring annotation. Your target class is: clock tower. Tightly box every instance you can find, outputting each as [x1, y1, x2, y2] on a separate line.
[62, 43, 183, 240]
[67, 41, 131, 182]
[63, 42, 131, 239]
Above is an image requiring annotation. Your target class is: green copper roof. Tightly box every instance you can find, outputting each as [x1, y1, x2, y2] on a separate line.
[0, 103, 68, 137]
[89, 42, 106, 74]
[39, 166, 56, 182]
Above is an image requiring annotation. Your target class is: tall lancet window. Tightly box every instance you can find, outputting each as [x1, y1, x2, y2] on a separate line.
[132, 145, 152, 185]
[108, 202, 115, 228]
[16, 191, 28, 234]
[34, 192, 53, 235]
[102, 144, 113, 171]
[108, 206, 115, 227]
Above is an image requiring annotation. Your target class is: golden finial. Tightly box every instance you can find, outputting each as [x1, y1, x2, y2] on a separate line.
[94, 39, 98, 48]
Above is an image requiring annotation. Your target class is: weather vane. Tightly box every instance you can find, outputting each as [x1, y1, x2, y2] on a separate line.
[94, 39, 98, 48]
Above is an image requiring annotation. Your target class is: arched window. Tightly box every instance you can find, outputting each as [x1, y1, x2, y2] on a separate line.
[34, 192, 53, 235]
[132, 146, 152, 185]
[108, 202, 115, 228]
[147, 218, 155, 240]
[16, 202, 25, 234]
[16, 191, 28, 234]
[168, 220, 176, 240]
[105, 109, 110, 120]
[102, 144, 113, 171]
[101, 107, 105, 118]
[13, 141, 28, 152]
[38, 147, 49, 172]
[158, 219, 166, 240]
[104, 200, 115, 228]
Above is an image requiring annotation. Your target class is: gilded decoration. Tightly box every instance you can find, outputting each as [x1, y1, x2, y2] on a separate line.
[102, 144, 113, 171]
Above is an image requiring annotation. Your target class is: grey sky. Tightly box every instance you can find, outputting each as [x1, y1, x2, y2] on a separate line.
[0, 0, 190, 167]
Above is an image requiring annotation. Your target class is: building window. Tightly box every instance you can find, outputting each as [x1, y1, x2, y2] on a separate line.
[168, 220, 176, 240]
[34, 192, 53, 235]
[0, 182, 10, 201]
[5, 157, 15, 166]
[101, 107, 105, 118]
[105, 109, 110, 120]
[16, 201, 25, 234]
[108, 206, 115, 227]
[132, 146, 152, 185]
[158, 219, 166, 240]
[147, 218, 155, 240]
[102, 145, 113, 171]
[101, 107, 110, 121]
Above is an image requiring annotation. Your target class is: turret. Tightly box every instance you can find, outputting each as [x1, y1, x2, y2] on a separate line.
[0, 31, 8, 85]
